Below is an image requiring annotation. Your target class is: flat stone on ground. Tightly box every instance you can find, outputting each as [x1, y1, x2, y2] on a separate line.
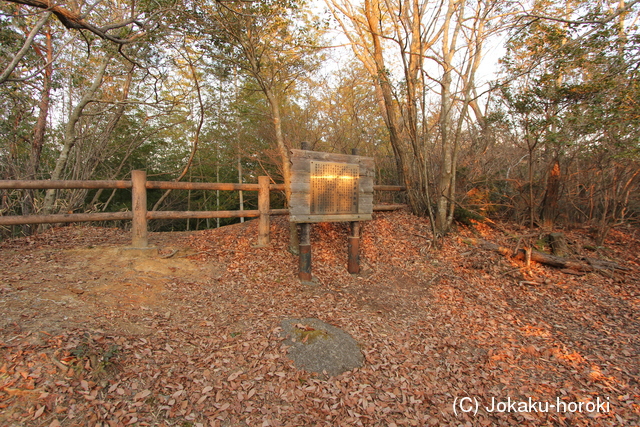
[281, 318, 364, 377]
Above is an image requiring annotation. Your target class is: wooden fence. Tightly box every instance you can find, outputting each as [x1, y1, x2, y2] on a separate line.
[0, 170, 405, 247]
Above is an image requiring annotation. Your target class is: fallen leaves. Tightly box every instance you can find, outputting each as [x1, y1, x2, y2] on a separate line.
[294, 323, 315, 331]
[0, 214, 638, 426]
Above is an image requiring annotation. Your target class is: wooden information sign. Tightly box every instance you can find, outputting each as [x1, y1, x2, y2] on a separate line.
[289, 149, 374, 223]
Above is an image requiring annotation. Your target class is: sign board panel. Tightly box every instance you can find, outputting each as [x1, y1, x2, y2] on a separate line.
[310, 161, 359, 215]
[289, 149, 374, 223]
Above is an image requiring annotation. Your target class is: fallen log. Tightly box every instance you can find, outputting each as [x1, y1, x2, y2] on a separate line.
[462, 238, 630, 273]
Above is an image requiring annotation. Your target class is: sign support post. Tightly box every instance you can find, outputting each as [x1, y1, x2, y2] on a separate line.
[299, 223, 312, 281]
[348, 148, 361, 274]
[348, 221, 360, 274]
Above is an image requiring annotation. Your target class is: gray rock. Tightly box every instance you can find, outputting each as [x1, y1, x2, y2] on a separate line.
[280, 318, 363, 377]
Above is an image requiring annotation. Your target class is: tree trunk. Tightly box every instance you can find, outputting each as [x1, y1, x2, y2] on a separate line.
[526, 129, 537, 228]
[264, 87, 299, 253]
[435, 0, 462, 236]
[362, 0, 422, 213]
[541, 160, 561, 228]
[18, 20, 53, 234]
[329, 0, 494, 238]
[30, 28, 53, 177]
[42, 54, 110, 215]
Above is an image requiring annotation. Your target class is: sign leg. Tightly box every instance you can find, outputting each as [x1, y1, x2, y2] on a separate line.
[348, 221, 360, 274]
[299, 223, 312, 281]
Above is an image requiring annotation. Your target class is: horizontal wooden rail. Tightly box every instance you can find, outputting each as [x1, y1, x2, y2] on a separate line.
[0, 180, 288, 192]
[0, 212, 134, 225]
[270, 209, 289, 215]
[0, 180, 132, 190]
[145, 181, 259, 191]
[373, 185, 406, 191]
[146, 182, 286, 191]
[373, 204, 408, 211]
[148, 210, 260, 220]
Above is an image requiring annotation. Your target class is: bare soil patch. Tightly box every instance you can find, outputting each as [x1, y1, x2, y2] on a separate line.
[1, 212, 638, 426]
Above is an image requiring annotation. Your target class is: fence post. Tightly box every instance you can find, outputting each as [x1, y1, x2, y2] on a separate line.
[131, 170, 148, 247]
[257, 176, 270, 246]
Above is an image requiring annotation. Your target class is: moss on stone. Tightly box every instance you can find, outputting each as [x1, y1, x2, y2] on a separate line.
[293, 328, 328, 344]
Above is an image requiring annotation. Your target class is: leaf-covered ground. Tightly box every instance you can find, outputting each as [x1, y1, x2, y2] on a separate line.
[0, 211, 638, 426]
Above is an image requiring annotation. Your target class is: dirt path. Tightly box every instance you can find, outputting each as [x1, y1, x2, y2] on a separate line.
[1, 230, 215, 339]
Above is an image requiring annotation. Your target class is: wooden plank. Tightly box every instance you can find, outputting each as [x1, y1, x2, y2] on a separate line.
[290, 206, 310, 216]
[148, 210, 260, 219]
[0, 179, 280, 192]
[290, 193, 310, 204]
[358, 199, 374, 215]
[146, 181, 260, 191]
[358, 200, 373, 214]
[290, 213, 372, 223]
[0, 212, 133, 225]
[290, 182, 310, 193]
[289, 191, 310, 215]
[374, 185, 406, 191]
[0, 179, 132, 189]
[291, 149, 374, 165]
[374, 204, 407, 211]
[358, 196, 373, 214]
[290, 148, 307, 158]
[269, 209, 289, 215]
[289, 171, 310, 184]
[359, 181, 374, 193]
[290, 160, 311, 173]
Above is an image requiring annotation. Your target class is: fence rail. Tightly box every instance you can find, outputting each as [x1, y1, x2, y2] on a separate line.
[0, 179, 288, 192]
[0, 170, 405, 246]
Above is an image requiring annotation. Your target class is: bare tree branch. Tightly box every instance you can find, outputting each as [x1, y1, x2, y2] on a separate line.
[0, 11, 50, 83]
[524, 0, 640, 28]
[3, 0, 147, 44]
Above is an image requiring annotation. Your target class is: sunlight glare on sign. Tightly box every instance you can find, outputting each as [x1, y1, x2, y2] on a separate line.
[310, 161, 359, 214]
